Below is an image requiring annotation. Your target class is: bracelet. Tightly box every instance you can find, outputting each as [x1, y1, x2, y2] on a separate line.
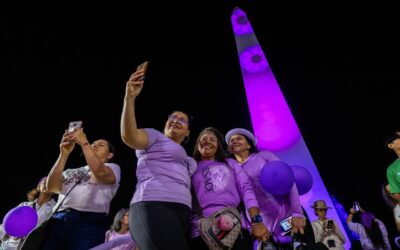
[251, 214, 263, 224]
[82, 142, 90, 147]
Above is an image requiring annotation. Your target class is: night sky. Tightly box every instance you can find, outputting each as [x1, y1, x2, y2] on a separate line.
[1, 3, 399, 242]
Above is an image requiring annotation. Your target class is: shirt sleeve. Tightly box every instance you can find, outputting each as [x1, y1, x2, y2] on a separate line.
[347, 221, 360, 233]
[287, 184, 304, 218]
[187, 157, 197, 177]
[143, 128, 160, 150]
[387, 166, 400, 193]
[229, 159, 259, 210]
[105, 163, 121, 185]
[375, 219, 392, 250]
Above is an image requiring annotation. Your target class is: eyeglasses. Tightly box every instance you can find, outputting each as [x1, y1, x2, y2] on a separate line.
[316, 208, 327, 212]
[168, 115, 188, 126]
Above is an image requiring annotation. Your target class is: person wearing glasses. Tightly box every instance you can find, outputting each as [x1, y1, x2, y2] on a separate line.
[121, 66, 196, 250]
[311, 200, 345, 250]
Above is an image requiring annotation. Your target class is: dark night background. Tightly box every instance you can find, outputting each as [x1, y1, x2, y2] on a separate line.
[1, 2, 399, 246]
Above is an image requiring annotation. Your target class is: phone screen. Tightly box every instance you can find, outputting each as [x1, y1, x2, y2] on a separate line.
[68, 121, 83, 133]
[279, 216, 292, 233]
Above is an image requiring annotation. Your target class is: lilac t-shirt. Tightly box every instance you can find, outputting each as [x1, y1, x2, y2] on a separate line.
[131, 128, 197, 208]
[239, 151, 304, 234]
[191, 159, 258, 237]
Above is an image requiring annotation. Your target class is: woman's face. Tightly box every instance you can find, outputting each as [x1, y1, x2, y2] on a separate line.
[91, 139, 113, 162]
[197, 132, 218, 160]
[121, 212, 129, 225]
[228, 134, 250, 155]
[164, 111, 190, 142]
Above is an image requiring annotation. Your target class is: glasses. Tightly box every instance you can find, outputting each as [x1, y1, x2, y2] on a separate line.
[168, 115, 188, 126]
[316, 208, 327, 212]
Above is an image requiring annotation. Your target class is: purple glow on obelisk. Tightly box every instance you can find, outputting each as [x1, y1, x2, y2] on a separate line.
[231, 7, 350, 248]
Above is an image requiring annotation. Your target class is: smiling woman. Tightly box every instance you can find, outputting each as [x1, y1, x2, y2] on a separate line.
[120, 65, 197, 250]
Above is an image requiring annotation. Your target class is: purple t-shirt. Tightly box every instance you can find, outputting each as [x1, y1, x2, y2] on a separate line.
[238, 151, 304, 234]
[131, 128, 197, 208]
[190, 159, 259, 237]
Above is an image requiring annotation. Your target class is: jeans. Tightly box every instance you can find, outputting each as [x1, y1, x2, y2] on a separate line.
[41, 209, 108, 250]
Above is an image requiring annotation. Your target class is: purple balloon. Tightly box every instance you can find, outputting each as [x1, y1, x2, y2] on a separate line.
[260, 161, 294, 195]
[3, 206, 38, 237]
[291, 165, 313, 195]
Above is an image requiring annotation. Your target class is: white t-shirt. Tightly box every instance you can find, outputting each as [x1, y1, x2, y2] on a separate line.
[55, 163, 121, 213]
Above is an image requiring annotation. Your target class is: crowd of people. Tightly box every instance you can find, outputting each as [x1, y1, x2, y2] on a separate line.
[0, 65, 397, 250]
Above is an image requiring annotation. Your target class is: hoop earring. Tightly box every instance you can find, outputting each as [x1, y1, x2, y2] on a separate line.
[184, 135, 190, 144]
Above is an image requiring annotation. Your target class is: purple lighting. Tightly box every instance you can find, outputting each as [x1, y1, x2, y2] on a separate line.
[239, 46, 269, 73]
[231, 7, 253, 36]
[231, 7, 350, 248]
[244, 72, 301, 151]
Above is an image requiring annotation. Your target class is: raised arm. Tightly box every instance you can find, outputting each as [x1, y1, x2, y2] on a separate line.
[46, 130, 74, 193]
[120, 68, 149, 150]
[69, 129, 117, 185]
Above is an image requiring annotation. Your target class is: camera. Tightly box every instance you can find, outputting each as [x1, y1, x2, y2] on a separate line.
[68, 121, 83, 133]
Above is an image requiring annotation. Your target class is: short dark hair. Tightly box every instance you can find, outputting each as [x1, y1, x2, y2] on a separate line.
[172, 110, 194, 130]
[384, 131, 400, 147]
[106, 140, 116, 155]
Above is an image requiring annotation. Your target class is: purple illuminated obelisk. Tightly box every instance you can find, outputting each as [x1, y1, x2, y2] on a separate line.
[231, 7, 349, 248]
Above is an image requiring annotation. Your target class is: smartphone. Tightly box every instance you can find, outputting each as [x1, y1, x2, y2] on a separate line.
[279, 216, 292, 235]
[68, 121, 83, 133]
[353, 202, 360, 213]
[327, 220, 334, 228]
[136, 61, 149, 80]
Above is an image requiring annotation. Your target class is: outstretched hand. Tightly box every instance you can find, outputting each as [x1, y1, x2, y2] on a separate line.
[125, 69, 145, 98]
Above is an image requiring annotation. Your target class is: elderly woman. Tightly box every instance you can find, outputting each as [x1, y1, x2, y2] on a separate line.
[189, 127, 268, 250]
[225, 128, 305, 247]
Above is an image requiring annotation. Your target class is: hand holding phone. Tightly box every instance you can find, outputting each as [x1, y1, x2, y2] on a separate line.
[353, 202, 360, 213]
[68, 121, 83, 133]
[136, 61, 149, 80]
[327, 220, 334, 229]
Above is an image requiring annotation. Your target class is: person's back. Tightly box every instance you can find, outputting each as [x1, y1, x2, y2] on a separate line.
[347, 206, 391, 250]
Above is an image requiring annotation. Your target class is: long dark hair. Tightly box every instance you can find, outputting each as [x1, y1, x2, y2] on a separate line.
[111, 208, 128, 232]
[360, 212, 384, 249]
[193, 127, 227, 163]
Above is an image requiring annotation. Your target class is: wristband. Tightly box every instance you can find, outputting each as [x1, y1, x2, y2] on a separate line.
[251, 214, 263, 224]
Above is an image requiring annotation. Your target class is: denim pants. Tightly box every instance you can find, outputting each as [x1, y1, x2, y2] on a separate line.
[41, 208, 108, 250]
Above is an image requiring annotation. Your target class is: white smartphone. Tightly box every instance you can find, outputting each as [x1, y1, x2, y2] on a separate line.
[67, 121, 83, 133]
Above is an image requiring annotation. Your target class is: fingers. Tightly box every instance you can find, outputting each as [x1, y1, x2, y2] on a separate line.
[128, 70, 145, 82]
